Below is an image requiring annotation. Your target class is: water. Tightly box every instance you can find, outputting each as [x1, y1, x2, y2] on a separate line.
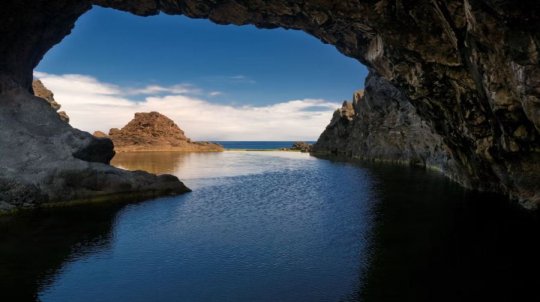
[214, 141, 315, 150]
[1, 151, 539, 301]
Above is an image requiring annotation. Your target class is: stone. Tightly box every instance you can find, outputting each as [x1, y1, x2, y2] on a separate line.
[0, 88, 190, 214]
[32, 79, 70, 123]
[313, 72, 462, 184]
[93, 131, 108, 138]
[106, 111, 224, 152]
[290, 142, 313, 153]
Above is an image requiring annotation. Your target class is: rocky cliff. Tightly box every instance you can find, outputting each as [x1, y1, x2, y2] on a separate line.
[32, 79, 70, 123]
[0, 0, 539, 208]
[313, 72, 461, 179]
[98, 112, 224, 152]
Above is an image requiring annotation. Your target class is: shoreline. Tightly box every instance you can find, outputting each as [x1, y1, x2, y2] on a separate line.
[224, 149, 303, 152]
[113, 149, 306, 153]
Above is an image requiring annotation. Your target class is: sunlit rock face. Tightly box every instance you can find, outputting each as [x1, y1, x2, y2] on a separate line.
[106, 112, 224, 152]
[32, 80, 70, 123]
[0, 0, 539, 207]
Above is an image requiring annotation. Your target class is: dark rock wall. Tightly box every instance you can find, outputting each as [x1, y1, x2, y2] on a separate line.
[0, 1, 91, 91]
[313, 71, 462, 184]
[0, 0, 539, 207]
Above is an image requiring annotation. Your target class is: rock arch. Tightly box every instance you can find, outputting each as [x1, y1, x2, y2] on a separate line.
[0, 0, 539, 209]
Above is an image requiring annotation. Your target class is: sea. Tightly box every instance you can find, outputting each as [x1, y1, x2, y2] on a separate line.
[1, 144, 539, 301]
[214, 141, 316, 150]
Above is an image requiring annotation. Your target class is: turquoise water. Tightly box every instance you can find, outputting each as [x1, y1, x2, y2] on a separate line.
[1, 151, 539, 301]
[214, 141, 315, 150]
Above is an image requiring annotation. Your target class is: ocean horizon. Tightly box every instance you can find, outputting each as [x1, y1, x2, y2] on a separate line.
[212, 141, 316, 150]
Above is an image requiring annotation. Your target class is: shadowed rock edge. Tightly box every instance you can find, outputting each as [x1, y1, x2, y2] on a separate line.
[312, 71, 462, 183]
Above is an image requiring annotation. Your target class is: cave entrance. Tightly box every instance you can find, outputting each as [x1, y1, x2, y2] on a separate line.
[36, 6, 368, 144]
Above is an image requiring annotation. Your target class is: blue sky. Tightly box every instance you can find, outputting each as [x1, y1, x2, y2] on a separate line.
[36, 6, 368, 140]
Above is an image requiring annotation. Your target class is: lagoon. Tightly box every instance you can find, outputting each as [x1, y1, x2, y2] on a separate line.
[1, 150, 539, 301]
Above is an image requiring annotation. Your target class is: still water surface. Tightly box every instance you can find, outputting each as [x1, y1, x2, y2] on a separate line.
[215, 141, 316, 150]
[1, 151, 539, 301]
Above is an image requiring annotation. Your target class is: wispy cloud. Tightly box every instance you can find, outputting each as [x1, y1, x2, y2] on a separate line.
[34, 72, 340, 141]
[125, 84, 201, 96]
[33, 72, 122, 96]
[228, 75, 256, 84]
[208, 91, 223, 97]
[34, 72, 202, 97]
[202, 74, 256, 85]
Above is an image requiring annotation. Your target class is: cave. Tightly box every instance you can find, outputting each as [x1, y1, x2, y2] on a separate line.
[1, 0, 539, 211]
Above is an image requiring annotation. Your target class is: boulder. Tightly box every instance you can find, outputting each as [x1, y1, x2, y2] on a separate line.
[93, 131, 108, 138]
[0, 88, 190, 214]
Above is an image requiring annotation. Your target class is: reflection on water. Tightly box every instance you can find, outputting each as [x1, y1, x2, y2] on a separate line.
[0, 204, 123, 301]
[111, 151, 189, 175]
[358, 164, 540, 302]
[0, 151, 538, 301]
[112, 151, 318, 188]
[41, 151, 373, 302]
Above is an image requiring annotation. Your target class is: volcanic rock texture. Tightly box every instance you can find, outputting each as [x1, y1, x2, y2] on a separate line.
[0, 0, 539, 208]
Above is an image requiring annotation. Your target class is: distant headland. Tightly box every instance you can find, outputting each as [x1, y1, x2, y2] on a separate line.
[94, 112, 224, 153]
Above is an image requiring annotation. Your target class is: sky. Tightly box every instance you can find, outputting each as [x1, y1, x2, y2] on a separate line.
[36, 6, 368, 140]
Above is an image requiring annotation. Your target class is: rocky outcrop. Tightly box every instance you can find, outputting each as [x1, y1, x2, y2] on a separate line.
[313, 72, 461, 179]
[0, 88, 190, 214]
[93, 130, 108, 138]
[0, 0, 539, 208]
[290, 142, 313, 153]
[32, 79, 69, 123]
[102, 111, 224, 152]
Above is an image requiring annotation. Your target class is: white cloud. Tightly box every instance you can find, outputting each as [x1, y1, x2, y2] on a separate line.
[208, 91, 223, 97]
[125, 84, 201, 95]
[229, 75, 256, 84]
[34, 72, 340, 141]
[34, 72, 122, 96]
[203, 74, 257, 84]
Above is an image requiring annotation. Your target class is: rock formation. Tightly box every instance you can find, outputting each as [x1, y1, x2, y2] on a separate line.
[290, 142, 313, 153]
[32, 79, 69, 123]
[0, 0, 539, 208]
[100, 112, 224, 152]
[93, 130, 108, 138]
[313, 72, 461, 179]
[0, 89, 190, 214]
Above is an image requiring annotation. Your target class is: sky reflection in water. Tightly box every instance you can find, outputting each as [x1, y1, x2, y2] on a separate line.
[1, 151, 539, 302]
